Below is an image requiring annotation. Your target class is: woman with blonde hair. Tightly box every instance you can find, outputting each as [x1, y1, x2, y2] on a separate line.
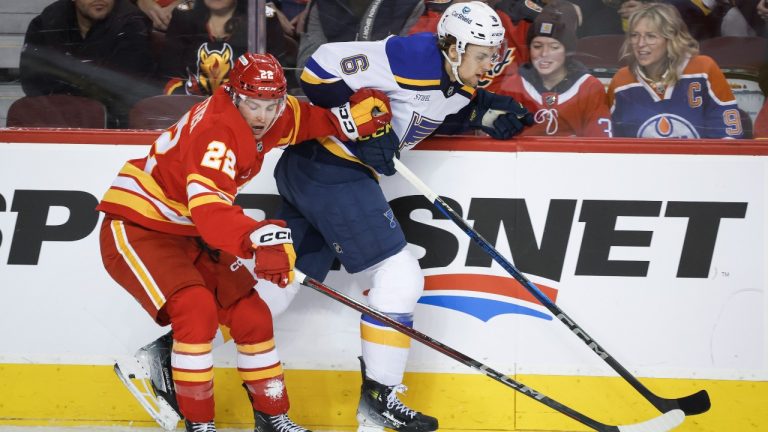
[607, 3, 743, 138]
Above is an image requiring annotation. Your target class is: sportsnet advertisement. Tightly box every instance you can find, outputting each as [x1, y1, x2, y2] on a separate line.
[0, 132, 766, 431]
[0, 133, 764, 380]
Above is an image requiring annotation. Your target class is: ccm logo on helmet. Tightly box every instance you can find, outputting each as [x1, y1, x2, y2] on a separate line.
[259, 231, 292, 243]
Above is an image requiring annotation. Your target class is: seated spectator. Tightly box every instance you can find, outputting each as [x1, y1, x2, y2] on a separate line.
[483, 0, 546, 86]
[607, 3, 744, 138]
[408, 0, 453, 35]
[664, 0, 727, 40]
[488, 0, 612, 136]
[20, 0, 156, 128]
[295, 0, 424, 81]
[132, 0, 185, 31]
[569, 0, 623, 36]
[159, 0, 294, 95]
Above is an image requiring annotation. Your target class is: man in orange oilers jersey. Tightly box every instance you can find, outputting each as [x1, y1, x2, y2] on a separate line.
[97, 52, 391, 432]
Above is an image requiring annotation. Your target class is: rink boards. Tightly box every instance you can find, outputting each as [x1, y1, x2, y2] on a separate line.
[0, 129, 766, 431]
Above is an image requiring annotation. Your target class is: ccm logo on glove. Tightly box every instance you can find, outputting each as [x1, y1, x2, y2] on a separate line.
[250, 221, 296, 288]
[256, 230, 292, 243]
[332, 88, 393, 140]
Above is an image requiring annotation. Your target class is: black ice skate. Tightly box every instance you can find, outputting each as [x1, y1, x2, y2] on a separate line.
[114, 331, 182, 431]
[254, 410, 313, 432]
[185, 420, 216, 431]
[356, 357, 438, 432]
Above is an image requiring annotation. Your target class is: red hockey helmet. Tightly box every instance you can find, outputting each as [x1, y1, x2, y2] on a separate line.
[227, 52, 287, 100]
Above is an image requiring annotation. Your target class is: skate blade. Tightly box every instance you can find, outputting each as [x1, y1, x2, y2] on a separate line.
[356, 412, 386, 432]
[114, 358, 180, 431]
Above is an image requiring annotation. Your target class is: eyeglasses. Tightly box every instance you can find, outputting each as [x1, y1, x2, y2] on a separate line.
[629, 32, 663, 46]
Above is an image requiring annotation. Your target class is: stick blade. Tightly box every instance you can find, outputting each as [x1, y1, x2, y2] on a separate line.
[617, 409, 684, 432]
[114, 359, 181, 431]
[673, 389, 711, 415]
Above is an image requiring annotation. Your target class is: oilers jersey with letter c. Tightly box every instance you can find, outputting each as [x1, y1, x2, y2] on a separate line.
[300, 32, 476, 166]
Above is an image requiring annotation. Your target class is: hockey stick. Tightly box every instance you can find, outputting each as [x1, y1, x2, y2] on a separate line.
[392, 157, 710, 416]
[294, 269, 684, 432]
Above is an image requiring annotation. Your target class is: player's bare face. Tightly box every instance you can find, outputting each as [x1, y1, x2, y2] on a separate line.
[630, 18, 668, 78]
[238, 98, 281, 139]
[530, 36, 566, 83]
[74, 0, 114, 21]
[458, 44, 497, 88]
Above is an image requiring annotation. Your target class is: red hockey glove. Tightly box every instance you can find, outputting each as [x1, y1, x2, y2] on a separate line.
[250, 220, 296, 288]
[331, 88, 393, 140]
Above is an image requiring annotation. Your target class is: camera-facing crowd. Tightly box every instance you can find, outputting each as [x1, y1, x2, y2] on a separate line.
[11, 0, 768, 138]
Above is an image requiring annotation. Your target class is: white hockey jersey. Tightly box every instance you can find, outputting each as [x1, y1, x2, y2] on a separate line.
[300, 33, 476, 163]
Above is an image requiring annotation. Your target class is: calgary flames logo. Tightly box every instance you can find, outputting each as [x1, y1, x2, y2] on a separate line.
[195, 43, 234, 94]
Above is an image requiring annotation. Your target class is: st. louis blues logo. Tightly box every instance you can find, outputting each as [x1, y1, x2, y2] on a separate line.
[401, 112, 442, 150]
[417, 274, 558, 321]
[383, 208, 397, 228]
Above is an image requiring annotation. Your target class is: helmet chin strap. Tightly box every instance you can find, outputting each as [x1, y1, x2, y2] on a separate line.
[441, 47, 466, 86]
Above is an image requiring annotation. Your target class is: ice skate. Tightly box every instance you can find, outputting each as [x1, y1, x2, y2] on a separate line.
[185, 420, 216, 431]
[254, 410, 312, 432]
[356, 357, 438, 432]
[114, 331, 181, 431]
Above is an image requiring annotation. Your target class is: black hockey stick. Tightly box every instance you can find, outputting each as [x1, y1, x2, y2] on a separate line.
[392, 158, 710, 416]
[294, 269, 684, 432]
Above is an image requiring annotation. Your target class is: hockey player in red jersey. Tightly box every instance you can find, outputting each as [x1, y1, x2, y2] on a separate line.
[98, 52, 392, 432]
[489, 1, 612, 137]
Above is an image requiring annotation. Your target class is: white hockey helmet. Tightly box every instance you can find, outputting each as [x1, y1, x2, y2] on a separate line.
[437, 1, 506, 85]
[437, 1, 505, 54]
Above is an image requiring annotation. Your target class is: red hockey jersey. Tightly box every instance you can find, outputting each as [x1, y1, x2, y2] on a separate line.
[97, 87, 345, 258]
[493, 63, 612, 137]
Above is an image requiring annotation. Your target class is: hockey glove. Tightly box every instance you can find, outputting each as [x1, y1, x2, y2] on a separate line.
[469, 89, 534, 140]
[355, 124, 401, 176]
[331, 88, 393, 141]
[250, 220, 296, 288]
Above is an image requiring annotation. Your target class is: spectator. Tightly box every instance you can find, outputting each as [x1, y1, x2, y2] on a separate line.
[570, 0, 623, 37]
[408, 0, 453, 35]
[490, 1, 612, 136]
[295, 0, 424, 81]
[159, 0, 294, 95]
[664, 0, 725, 40]
[20, 0, 156, 128]
[132, 0, 185, 31]
[608, 3, 744, 138]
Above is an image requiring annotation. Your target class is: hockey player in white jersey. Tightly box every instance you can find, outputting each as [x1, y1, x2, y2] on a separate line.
[116, 3, 533, 432]
[275, 2, 532, 432]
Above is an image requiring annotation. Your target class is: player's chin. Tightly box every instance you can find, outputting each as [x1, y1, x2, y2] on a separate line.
[251, 126, 266, 138]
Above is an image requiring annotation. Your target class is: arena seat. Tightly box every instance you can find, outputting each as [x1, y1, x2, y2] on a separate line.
[129, 95, 205, 129]
[572, 34, 627, 87]
[6, 94, 107, 128]
[700, 37, 767, 126]
[700, 36, 767, 74]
